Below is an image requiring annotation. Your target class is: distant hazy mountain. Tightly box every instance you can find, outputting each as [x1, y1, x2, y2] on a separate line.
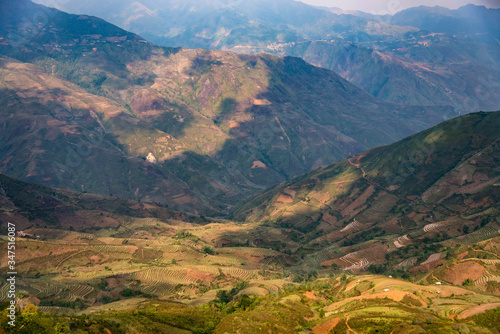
[283, 35, 500, 112]
[391, 5, 500, 42]
[0, 0, 452, 215]
[32, 0, 500, 113]
[32, 0, 411, 49]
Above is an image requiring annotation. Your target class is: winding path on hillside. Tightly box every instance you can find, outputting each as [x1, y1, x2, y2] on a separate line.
[345, 316, 358, 334]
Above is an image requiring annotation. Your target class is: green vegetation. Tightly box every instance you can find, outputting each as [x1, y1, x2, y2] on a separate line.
[472, 307, 500, 333]
[342, 227, 386, 246]
[2, 275, 500, 333]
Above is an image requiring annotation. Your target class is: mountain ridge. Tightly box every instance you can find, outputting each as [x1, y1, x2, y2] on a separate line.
[31, 0, 500, 112]
[231, 111, 500, 273]
[0, 0, 453, 215]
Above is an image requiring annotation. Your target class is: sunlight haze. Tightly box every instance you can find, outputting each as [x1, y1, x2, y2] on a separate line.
[299, 0, 500, 14]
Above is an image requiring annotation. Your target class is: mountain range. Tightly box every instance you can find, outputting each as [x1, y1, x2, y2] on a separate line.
[0, 1, 500, 330]
[0, 0, 453, 215]
[0, 111, 498, 332]
[32, 0, 500, 112]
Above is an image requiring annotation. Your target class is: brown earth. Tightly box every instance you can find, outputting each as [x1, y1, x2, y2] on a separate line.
[304, 291, 320, 300]
[409, 259, 446, 273]
[340, 185, 375, 217]
[457, 302, 500, 319]
[312, 317, 340, 334]
[277, 194, 294, 203]
[442, 261, 485, 285]
[186, 268, 216, 283]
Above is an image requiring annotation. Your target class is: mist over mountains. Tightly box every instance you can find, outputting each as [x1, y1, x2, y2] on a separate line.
[34, 0, 500, 113]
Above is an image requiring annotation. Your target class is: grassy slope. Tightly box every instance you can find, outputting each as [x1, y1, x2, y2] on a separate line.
[1, 171, 500, 333]
[232, 111, 500, 274]
[1, 274, 499, 333]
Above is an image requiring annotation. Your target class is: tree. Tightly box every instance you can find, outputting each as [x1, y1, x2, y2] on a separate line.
[53, 322, 71, 333]
[463, 225, 469, 234]
[203, 246, 215, 255]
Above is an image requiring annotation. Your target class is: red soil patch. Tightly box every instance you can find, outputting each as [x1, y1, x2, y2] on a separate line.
[46, 120, 65, 126]
[251, 161, 267, 169]
[407, 195, 418, 200]
[142, 203, 158, 210]
[322, 212, 338, 225]
[313, 317, 340, 334]
[126, 246, 139, 254]
[219, 227, 239, 232]
[304, 291, 320, 300]
[318, 220, 332, 231]
[442, 261, 485, 285]
[409, 259, 445, 273]
[253, 99, 272, 106]
[2, 156, 13, 164]
[172, 194, 193, 205]
[277, 194, 293, 203]
[233, 252, 265, 263]
[186, 268, 215, 283]
[407, 211, 417, 218]
[215, 239, 233, 247]
[457, 303, 500, 319]
[457, 251, 469, 260]
[340, 185, 375, 217]
[59, 125, 80, 134]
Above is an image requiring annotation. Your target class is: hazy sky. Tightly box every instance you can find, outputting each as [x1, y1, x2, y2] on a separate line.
[299, 0, 500, 14]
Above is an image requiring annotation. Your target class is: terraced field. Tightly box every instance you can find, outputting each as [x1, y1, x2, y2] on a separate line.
[141, 283, 176, 297]
[68, 284, 95, 300]
[306, 247, 343, 265]
[475, 274, 500, 286]
[92, 245, 136, 253]
[32, 283, 64, 298]
[424, 222, 450, 232]
[340, 220, 361, 233]
[0, 283, 9, 302]
[134, 268, 202, 285]
[218, 247, 280, 257]
[454, 223, 500, 244]
[221, 268, 257, 281]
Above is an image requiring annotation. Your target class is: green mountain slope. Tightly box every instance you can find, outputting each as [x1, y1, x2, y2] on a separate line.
[0, 0, 452, 214]
[1, 112, 500, 332]
[1, 172, 500, 333]
[233, 111, 500, 272]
